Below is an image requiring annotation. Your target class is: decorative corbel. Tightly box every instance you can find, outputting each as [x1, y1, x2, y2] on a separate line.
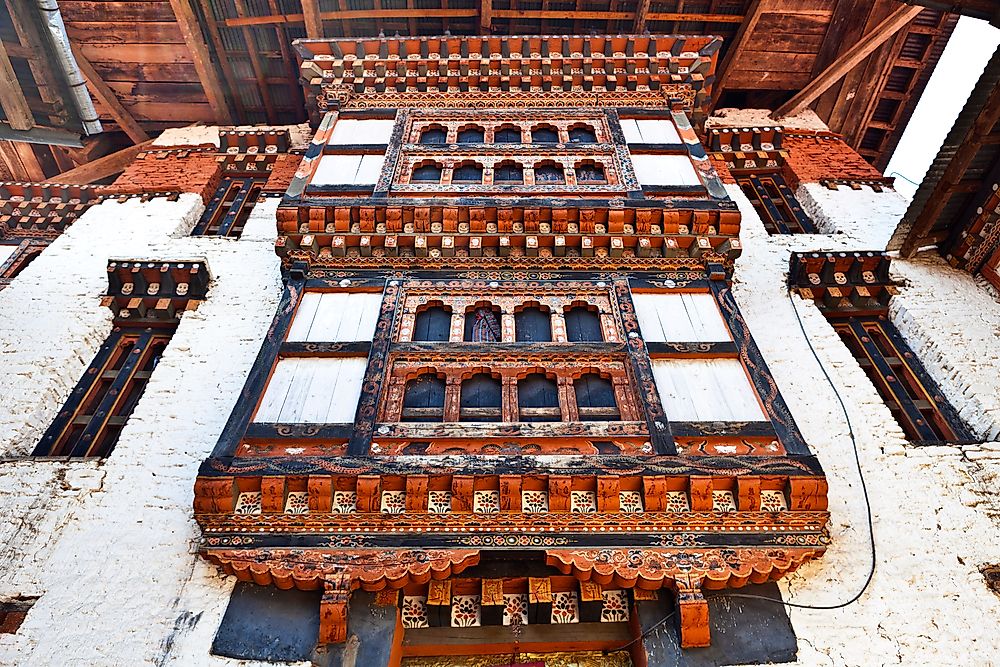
[675, 573, 710, 648]
[319, 572, 352, 644]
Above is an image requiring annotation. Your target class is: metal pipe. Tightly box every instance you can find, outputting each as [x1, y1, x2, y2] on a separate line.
[35, 0, 102, 135]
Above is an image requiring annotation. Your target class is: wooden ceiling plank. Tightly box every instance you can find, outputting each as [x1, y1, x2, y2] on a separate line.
[0, 140, 44, 180]
[5, 0, 64, 127]
[231, 0, 278, 123]
[0, 39, 33, 131]
[194, 0, 247, 123]
[710, 0, 764, 108]
[633, 0, 651, 33]
[302, 0, 324, 39]
[645, 12, 743, 23]
[773, 4, 922, 119]
[166, 0, 233, 124]
[71, 45, 149, 144]
[53, 139, 154, 184]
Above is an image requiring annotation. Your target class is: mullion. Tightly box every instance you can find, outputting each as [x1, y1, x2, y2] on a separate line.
[70, 330, 155, 457]
[217, 179, 256, 237]
[747, 176, 791, 234]
[769, 176, 816, 234]
[843, 319, 940, 442]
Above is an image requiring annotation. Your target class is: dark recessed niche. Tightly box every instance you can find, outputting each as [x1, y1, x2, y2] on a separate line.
[211, 582, 321, 662]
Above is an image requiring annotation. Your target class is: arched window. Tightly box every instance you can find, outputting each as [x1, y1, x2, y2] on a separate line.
[564, 306, 603, 342]
[568, 125, 597, 143]
[460, 373, 502, 422]
[465, 305, 502, 342]
[494, 161, 524, 184]
[419, 127, 447, 144]
[402, 373, 445, 422]
[574, 373, 620, 421]
[412, 163, 442, 182]
[515, 305, 551, 342]
[413, 305, 451, 342]
[531, 125, 560, 143]
[518, 373, 560, 422]
[494, 125, 522, 143]
[457, 126, 485, 143]
[534, 163, 565, 184]
[575, 162, 607, 183]
[452, 162, 484, 183]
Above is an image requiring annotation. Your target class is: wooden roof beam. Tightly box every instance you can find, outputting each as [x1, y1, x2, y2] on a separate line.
[900, 0, 1000, 25]
[710, 0, 764, 109]
[479, 0, 492, 33]
[302, 0, 324, 39]
[71, 45, 149, 144]
[52, 140, 153, 185]
[634, 0, 651, 33]
[773, 5, 923, 119]
[0, 39, 33, 131]
[167, 0, 233, 125]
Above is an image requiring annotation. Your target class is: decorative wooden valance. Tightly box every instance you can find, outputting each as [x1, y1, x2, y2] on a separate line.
[788, 251, 896, 315]
[219, 129, 291, 154]
[102, 260, 211, 325]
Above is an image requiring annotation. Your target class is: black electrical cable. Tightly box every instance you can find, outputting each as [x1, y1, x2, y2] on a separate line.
[608, 287, 879, 654]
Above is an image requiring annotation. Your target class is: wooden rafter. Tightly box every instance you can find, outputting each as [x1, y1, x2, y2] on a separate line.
[195, 0, 247, 123]
[710, 0, 764, 108]
[167, 0, 232, 124]
[232, 0, 277, 123]
[772, 4, 923, 119]
[71, 45, 149, 144]
[53, 140, 153, 185]
[0, 39, 33, 131]
[302, 0, 324, 39]
[5, 0, 62, 127]
[634, 0, 651, 33]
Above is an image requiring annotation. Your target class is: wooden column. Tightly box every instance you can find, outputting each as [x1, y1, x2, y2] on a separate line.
[675, 575, 710, 648]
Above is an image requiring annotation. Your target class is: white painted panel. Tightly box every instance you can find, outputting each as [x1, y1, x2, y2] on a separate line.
[312, 154, 363, 186]
[254, 358, 299, 422]
[354, 293, 383, 340]
[0, 245, 17, 265]
[335, 293, 368, 341]
[354, 154, 386, 185]
[296, 358, 337, 423]
[632, 293, 730, 342]
[277, 356, 319, 422]
[635, 119, 681, 144]
[631, 154, 702, 187]
[325, 357, 367, 422]
[329, 118, 396, 144]
[287, 292, 323, 341]
[652, 359, 765, 421]
[311, 292, 349, 339]
[620, 119, 642, 143]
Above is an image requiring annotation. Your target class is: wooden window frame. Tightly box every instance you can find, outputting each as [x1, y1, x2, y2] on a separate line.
[193, 175, 268, 237]
[737, 173, 816, 235]
[33, 325, 176, 458]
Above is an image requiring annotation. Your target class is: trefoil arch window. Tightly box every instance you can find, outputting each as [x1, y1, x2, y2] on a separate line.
[412, 162, 443, 183]
[460, 372, 502, 422]
[531, 125, 560, 144]
[518, 372, 560, 422]
[534, 162, 565, 184]
[456, 126, 485, 144]
[412, 303, 452, 342]
[494, 161, 524, 184]
[402, 373, 446, 422]
[465, 304, 502, 342]
[575, 161, 607, 184]
[515, 304, 551, 342]
[564, 305, 603, 342]
[574, 373, 620, 421]
[568, 125, 598, 143]
[452, 161, 484, 184]
[494, 124, 522, 143]
[418, 126, 448, 144]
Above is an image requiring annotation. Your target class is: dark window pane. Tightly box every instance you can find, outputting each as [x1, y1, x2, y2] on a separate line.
[495, 163, 524, 183]
[413, 307, 451, 342]
[453, 164, 483, 182]
[565, 307, 603, 342]
[576, 163, 606, 183]
[412, 165, 442, 182]
[532, 127, 560, 143]
[575, 373, 619, 421]
[419, 128, 447, 144]
[460, 373, 502, 422]
[518, 373, 560, 422]
[495, 126, 521, 143]
[515, 307, 551, 342]
[569, 126, 597, 143]
[402, 374, 445, 422]
[457, 127, 484, 143]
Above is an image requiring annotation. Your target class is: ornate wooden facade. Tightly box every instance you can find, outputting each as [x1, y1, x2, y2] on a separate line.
[194, 34, 830, 659]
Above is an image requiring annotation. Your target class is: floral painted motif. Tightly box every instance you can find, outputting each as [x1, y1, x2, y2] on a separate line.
[283, 491, 309, 515]
[234, 491, 262, 515]
[402, 595, 429, 629]
[522, 490, 549, 513]
[451, 595, 481, 627]
[571, 490, 597, 513]
[619, 490, 643, 513]
[428, 490, 452, 513]
[600, 590, 629, 623]
[381, 490, 406, 514]
[333, 491, 357, 514]
[665, 491, 690, 512]
[473, 490, 500, 513]
[551, 591, 579, 624]
[503, 593, 529, 626]
[712, 490, 737, 512]
[760, 490, 788, 511]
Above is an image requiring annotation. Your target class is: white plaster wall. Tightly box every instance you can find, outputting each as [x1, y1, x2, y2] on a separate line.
[153, 123, 313, 151]
[0, 193, 296, 666]
[725, 182, 1000, 665]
